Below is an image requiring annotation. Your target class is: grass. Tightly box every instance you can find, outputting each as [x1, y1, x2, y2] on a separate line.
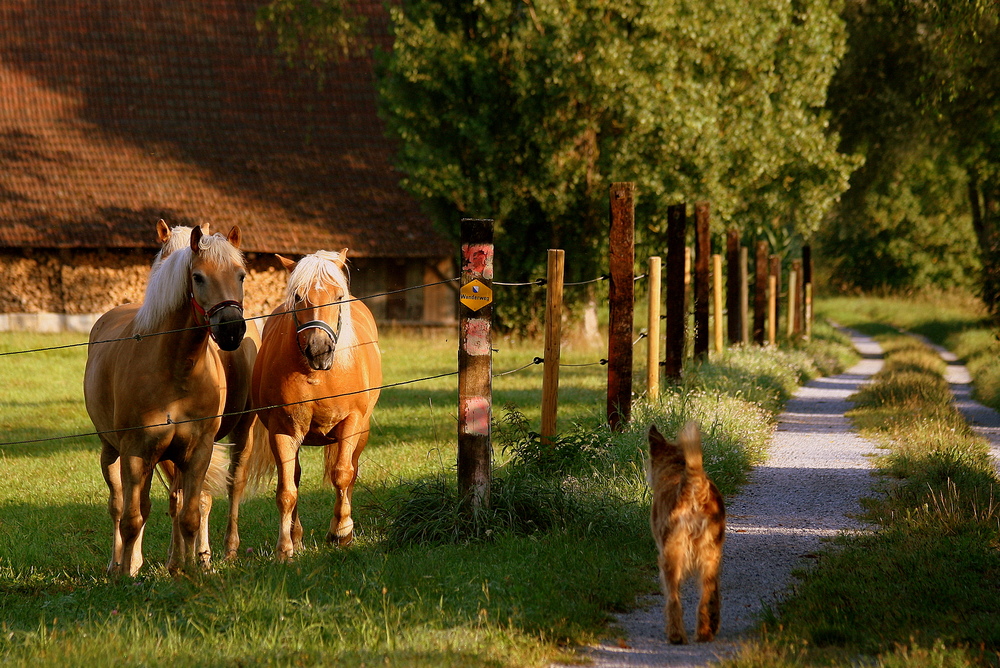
[730, 297, 1000, 667]
[0, 323, 854, 666]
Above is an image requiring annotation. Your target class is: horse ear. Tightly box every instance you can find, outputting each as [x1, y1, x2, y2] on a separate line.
[335, 248, 349, 268]
[190, 224, 204, 252]
[156, 219, 171, 244]
[200, 222, 211, 236]
[227, 225, 242, 249]
[277, 254, 297, 273]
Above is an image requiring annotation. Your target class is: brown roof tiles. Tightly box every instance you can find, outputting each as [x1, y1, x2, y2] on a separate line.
[0, 0, 452, 259]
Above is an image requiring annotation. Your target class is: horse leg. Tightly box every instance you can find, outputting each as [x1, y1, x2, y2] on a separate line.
[291, 455, 304, 553]
[326, 415, 368, 547]
[166, 443, 212, 575]
[100, 441, 125, 575]
[272, 432, 301, 561]
[119, 454, 153, 577]
[222, 415, 256, 559]
[197, 492, 213, 568]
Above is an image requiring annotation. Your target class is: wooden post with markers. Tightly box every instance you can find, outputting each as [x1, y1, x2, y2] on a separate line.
[540, 249, 564, 444]
[607, 182, 635, 432]
[458, 218, 494, 513]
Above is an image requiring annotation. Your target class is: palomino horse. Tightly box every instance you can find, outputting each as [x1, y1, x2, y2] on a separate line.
[84, 225, 247, 576]
[153, 221, 266, 562]
[249, 250, 382, 559]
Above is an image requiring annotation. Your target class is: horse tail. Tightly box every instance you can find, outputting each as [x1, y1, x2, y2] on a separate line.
[203, 442, 232, 497]
[242, 417, 275, 493]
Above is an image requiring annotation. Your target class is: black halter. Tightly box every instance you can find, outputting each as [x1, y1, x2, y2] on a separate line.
[292, 303, 342, 357]
[191, 294, 244, 341]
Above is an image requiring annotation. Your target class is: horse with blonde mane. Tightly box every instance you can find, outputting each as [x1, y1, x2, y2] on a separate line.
[249, 249, 382, 558]
[153, 221, 267, 562]
[84, 225, 247, 576]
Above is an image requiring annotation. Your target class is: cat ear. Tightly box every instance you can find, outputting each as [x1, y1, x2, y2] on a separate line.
[648, 424, 668, 456]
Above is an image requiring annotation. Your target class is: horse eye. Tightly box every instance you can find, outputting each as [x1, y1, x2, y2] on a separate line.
[193, 273, 205, 284]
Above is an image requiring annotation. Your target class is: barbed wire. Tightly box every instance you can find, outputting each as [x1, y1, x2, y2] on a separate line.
[1, 271, 652, 358]
[0, 278, 461, 358]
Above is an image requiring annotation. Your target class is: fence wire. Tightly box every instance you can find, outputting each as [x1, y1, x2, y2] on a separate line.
[2, 268, 656, 447]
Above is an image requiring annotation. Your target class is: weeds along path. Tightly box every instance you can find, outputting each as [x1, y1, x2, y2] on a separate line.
[566, 332, 885, 668]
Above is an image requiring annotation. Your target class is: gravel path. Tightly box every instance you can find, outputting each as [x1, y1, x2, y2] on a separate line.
[559, 331, 886, 668]
[909, 334, 1000, 470]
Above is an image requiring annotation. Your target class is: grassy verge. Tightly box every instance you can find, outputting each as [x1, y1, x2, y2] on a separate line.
[0, 324, 855, 666]
[730, 323, 1000, 666]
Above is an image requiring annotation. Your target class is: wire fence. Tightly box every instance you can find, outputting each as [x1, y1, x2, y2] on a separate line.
[0, 270, 652, 448]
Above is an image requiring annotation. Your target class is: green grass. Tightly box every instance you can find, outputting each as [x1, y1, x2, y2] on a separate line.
[0, 325, 853, 666]
[735, 312, 1000, 667]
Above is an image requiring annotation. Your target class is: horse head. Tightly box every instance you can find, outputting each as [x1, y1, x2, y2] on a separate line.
[280, 249, 351, 372]
[189, 225, 247, 351]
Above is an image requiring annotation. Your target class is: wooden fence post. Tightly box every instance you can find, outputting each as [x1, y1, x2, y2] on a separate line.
[458, 218, 494, 513]
[753, 241, 769, 345]
[712, 253, 723, 354]
[769, 254, 782, 340]
[664, 204, 687, 380]
[767, 274, 777, 346]
[803, 245, 813, 340]
[646, 256, 662, 400]
[787, 266, 798, 339]
[693, 202, 711, 361]
[726, 229, 742, 344]
[791, 258, 803, 337]
[607, 183, 635, 432]
[740, 246, 750, 344]
[540, 249, 564, 444]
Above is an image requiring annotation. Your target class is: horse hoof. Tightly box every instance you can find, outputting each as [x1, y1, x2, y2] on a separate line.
[326, 530, 354, 547]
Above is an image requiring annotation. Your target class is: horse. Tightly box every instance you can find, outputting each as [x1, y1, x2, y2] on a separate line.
[153, 221, 267, 562]
[84, 225, 247, 576]
[249, 249, 382, 559]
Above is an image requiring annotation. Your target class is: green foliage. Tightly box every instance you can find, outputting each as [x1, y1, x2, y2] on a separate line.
[817, 145, 980, 292]
[822, 0, 1000, 301]
[376, 0, 857, 327]
[256, 0, 365, 77]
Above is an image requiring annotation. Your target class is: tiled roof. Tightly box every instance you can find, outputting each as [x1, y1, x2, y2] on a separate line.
[0, 1, 453, 259]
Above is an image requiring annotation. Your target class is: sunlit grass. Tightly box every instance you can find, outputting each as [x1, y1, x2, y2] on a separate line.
[0, 325, 854, 666]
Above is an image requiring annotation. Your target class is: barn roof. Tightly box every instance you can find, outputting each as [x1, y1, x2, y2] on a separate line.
[0, 1, 452, 259]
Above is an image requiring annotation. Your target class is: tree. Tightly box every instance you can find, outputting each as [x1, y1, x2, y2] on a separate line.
[375, 0, 857, 328]
[256, 1, 858, 328]
[823, 0, 998, 301]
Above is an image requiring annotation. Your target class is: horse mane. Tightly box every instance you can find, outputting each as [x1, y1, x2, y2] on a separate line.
[152, 225, 195, 270]
[134, 233, 244, 334]
[284, 250, 357, 367]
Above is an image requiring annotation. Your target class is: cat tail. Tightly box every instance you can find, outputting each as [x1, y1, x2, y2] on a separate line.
[678, 421, 705, 477]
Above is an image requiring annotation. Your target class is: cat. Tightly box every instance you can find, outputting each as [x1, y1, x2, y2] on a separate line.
[647, 421, 726, 644]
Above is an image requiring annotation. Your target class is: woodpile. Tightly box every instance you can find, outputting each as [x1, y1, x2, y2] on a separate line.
[0, 250, 287, 320]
